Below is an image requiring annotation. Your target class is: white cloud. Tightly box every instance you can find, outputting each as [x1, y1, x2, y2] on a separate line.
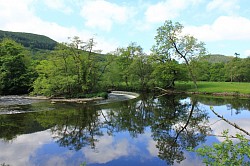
[184, 24, 219, 41]
[0, 0, 76, 41]
[44, 0, 73, 14]
[173, 153, 204, 166]
[42, 156, 67, 166]
[0, 0, 34, 24]
[244, 50, 250, 58]
[94, 37, 119, 53]
[145, 0, 201, 23]
[0, 130, 52, 166]
[82, 134, 137, 164]
[80, 0, 132, 31]
[184, 16, 250, 41]
[210, 118, 250, 142]
[206, 0, 240, 14]
[147, 139, 158, 157]
[0, 0, 119, 53]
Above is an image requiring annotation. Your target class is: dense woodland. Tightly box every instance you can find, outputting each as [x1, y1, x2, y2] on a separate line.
[0, 21, 250, 97]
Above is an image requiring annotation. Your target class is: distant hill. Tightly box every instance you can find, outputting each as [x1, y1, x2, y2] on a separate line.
[0, 30, 57, 50]
[199, 54, 234, 63]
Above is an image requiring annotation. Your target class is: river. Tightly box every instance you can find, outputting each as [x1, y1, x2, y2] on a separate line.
[0, 94, 249, 166]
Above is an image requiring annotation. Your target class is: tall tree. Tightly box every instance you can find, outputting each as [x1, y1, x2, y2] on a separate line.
[129, 54, 152, 90]
[0, 38, 35, 95]
[67, 36, 101, 92]
[114, 43, 142, 89]
[32, 37, 103, 97]
[153, 20, 206, 88]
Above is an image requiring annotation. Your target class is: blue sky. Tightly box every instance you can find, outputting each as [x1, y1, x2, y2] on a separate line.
[0, 0, 250, 58]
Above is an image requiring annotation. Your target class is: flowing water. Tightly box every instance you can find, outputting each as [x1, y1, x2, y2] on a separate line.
[0, 94, 249, 166]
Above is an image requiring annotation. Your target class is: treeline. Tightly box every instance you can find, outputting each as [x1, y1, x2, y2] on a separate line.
[193, 57, 250, 82]
[0, 20, 249, 96]
[0, 30, 57, 50]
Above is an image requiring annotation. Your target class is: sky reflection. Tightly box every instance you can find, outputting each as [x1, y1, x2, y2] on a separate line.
[0, 95, 249, 166]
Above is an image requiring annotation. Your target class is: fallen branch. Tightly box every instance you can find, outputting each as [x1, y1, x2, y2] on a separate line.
[210, 107, 250, 136]
[155, 86, 171, 93]
[207, 133, 250, 140]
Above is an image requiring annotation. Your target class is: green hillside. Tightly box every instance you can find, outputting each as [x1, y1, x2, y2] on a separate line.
[0, 30, 57, 50]
[199, 54, 234, 63]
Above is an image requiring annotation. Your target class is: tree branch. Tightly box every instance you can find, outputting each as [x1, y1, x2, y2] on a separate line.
[211, 107, 250, 136]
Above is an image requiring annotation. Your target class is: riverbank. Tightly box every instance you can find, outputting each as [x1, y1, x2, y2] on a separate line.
[4, 81, 249, 105]
[175, 81, 250, 97]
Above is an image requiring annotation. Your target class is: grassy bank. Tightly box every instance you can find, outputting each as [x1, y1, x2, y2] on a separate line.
[176, 82, 250, 95]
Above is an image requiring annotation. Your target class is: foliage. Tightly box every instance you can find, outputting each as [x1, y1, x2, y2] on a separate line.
[224, 57, 250, 82]
[1, 23, 250, 97]
[150, 59, 186, 89]
[0, 38, 36, 95]
[101, 43, 154, 91]
[152, 20, 206, 89]
[193, 130, 250, 166]
[32, 37, 105, 97]
[0, 94, 212, 165]
[193, 56, 250, 82]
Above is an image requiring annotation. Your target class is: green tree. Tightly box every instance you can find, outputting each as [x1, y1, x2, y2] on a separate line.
[115, 43, 137, 89]
[32, 37, 103, 97]
[100, 54, 122, 90]
[234, 58, 250, 82]
[106, 43, 146, 90]
[209, 62, 226, 82]
[192, 61, 210, 81]
[150, 58, 183, 89]
[153, 20, 206, 89]
[0, 38, 35, 95]
[129, 54, 152, 90]
[67, 37, 102, 93]
[224, 57, 250, 82]
[194, 130, 250, 166]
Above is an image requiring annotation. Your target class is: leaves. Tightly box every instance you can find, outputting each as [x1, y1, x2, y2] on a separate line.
[0, 38, 35, 95]
[193, 130, 250, 166]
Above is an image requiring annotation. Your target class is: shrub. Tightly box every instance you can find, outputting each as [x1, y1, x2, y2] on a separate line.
[191, 130, 250, 166]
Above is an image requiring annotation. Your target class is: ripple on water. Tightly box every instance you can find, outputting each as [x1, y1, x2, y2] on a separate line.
[0, 95, 49, 114]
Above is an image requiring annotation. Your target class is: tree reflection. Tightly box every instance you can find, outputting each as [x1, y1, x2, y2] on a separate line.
[148, 95, 211, 165]
[0, 111, 47, 141]
[100, 94, 211, 165]
[100, 98, 153, 138]
[0, 95, 218, 165]
[36, 104, 103, 150]
[197, 96, 250, 114]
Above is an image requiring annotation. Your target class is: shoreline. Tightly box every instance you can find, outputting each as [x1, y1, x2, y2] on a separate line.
[161, 90, 250, 98]
[154, 87, 250, 98]
[2, 90, 248, 105]
[185, 91, 250, 98]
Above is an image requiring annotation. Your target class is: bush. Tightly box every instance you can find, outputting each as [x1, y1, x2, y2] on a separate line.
[190, 130, 250, 166]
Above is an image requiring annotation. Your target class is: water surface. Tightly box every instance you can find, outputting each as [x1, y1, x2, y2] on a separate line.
[0, 94, 249, 166]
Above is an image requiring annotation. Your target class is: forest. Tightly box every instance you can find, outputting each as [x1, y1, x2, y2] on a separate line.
[0, 20, 250, 97]
[0, 30, 57, 50]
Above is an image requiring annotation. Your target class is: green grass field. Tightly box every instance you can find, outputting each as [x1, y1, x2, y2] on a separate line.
[176, 82, 250, 94]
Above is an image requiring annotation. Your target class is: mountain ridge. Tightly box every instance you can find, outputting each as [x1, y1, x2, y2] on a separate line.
[0, 30, 57, 50]
[199, 54, 234, 63]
